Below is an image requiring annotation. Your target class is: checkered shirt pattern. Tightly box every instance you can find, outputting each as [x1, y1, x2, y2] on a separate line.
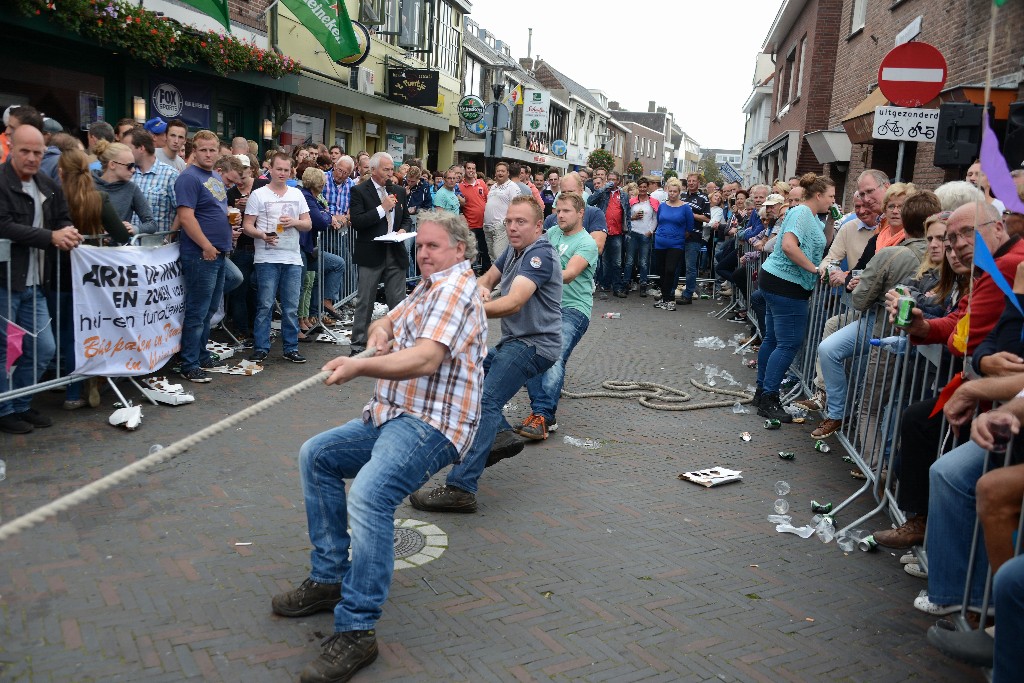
[365, 260, 487, 455]
[132, 160, 179, 233]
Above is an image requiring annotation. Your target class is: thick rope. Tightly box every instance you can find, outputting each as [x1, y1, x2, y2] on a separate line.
[561, 378, 754, 411]
[0, 349, 377, 542]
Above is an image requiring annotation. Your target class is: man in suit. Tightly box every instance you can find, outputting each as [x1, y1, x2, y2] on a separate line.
[349, 152, 409, 355]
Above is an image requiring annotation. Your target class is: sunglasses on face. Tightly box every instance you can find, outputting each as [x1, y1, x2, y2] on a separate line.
[110, 160, 136, 171]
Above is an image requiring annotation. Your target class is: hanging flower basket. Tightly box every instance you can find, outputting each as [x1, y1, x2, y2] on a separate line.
[15, 0, 302, 78]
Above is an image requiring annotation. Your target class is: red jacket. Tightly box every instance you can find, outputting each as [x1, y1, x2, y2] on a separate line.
[913, 236, 1024, 355]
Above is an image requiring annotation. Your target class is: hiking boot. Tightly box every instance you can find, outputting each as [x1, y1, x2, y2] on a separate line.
[409, 485, 477, 513]
[485, 430, 526, 467]
[810, 418, 843, 439]
[179, 367, 211, 383]
[14, 408, 53, 428]
[793, 389, 827, 412]
[0, 413, 34, 434]
[300, 630, 378, 683]
[756, 392, 792, 423]
[873, 515, 926, 549]
[752, 386, 763, 407]
[514, 413, 550, 441]
[271, 578, 342, 617]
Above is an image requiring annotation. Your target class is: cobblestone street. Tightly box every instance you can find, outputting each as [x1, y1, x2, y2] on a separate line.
[0, 294, 981, 682]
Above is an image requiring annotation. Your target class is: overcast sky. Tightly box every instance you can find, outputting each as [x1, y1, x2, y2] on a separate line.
[466, 0, 784, 151]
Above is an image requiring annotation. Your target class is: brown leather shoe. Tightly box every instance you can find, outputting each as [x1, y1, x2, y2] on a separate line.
[810, 417, 843, 439]
[873, 515, 926, 549]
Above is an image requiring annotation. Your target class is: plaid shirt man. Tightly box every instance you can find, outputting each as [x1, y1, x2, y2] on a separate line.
[365, 259, 486, 455]
[132, 159, 179, 233]
[323, 173, 354, 216]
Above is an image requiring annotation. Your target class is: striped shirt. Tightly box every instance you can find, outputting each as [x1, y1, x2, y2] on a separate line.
[365, 259, 487, 455]
[132, 159, 179, 233]
[322, 174, 354, 216]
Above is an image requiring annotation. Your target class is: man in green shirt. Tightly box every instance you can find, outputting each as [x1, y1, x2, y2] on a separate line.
[514, 192, 598, 440]
[432, 168, 461, 215]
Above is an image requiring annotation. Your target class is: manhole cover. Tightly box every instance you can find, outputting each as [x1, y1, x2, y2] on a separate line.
[392, 519, 449, 570]
[393, 527, 427, 559]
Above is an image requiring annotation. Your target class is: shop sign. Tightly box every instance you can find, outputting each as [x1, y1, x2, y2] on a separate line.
[151, 75, 211, 129]
[387, 68, 440, 108]
[459, 95, 485, 124]
[522, 89, 550, 133]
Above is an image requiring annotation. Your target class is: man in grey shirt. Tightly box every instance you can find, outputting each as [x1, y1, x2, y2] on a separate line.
[411, 195, 562, 513]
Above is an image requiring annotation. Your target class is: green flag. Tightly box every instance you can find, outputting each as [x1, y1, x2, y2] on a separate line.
[281, 0, 361, 62]
[180, 0, 232, 32]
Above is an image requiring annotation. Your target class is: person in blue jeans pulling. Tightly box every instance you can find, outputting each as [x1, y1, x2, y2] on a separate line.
[410, 195, 563, 513]
[514, 192, 598, 440]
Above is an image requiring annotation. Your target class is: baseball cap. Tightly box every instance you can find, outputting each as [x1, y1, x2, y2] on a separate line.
[234, 154, 250, 167]
[764, 193, 785, 206]
[144, 117, 168, 134]
[42, 117, 63, 134]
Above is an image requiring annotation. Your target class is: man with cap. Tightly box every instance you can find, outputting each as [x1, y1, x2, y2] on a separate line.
[39, 118, 65, 182]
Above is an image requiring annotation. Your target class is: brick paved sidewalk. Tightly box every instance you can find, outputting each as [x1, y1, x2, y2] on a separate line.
[0, 293, 982, 682]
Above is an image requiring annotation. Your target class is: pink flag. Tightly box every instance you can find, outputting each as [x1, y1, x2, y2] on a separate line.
[980, 111, 1024, 214]
[5, 320, 26, 372]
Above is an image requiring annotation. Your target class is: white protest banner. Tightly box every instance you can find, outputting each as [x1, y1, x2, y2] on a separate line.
[71, 243, 184, 376]
[522, 88, 550, 134]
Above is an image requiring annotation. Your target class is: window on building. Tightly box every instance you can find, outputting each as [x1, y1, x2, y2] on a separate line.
[633, 135, 639, 157]
[785, 46, 797, 104]
[431, 2, 460, 76]
[851, 0, 867, 33]
[796, 37, 807, 99]
[776, 68, 786, 114]
[464, 55, 482, 97]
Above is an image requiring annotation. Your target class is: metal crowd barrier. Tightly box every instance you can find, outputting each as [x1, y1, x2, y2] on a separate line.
[1, 234, 116, 407]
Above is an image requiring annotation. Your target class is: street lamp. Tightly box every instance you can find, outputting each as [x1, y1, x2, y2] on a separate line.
[262, 118, 274, 142]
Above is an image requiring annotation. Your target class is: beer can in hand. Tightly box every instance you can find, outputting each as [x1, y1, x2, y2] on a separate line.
[895, 295, 916, 326]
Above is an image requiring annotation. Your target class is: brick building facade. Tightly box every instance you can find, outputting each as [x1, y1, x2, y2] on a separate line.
[828, 0, 1024, 202]
[760, 0, 843, 185]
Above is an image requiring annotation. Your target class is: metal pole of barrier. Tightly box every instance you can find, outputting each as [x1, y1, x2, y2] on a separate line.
[949, 442, 1014, 633]
[715, 234, 742, 319]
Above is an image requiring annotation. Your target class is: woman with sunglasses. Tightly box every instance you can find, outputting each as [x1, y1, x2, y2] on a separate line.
[92, 139, 156, 236]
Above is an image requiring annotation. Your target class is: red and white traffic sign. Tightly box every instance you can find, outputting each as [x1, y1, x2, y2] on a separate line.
[877, 42, 947, 108]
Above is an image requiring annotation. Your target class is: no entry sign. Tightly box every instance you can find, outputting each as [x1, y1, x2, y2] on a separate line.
[877, 42, 947, 108]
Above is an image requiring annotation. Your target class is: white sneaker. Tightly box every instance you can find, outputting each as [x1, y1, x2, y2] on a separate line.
[665, 301, 676, 311]
[904, 562, 927, 579]
[913, 589, 994, 615]
[900, 552, 917, 564]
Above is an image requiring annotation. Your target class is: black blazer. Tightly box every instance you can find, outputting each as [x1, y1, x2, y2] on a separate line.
[349, 178, 409, 268]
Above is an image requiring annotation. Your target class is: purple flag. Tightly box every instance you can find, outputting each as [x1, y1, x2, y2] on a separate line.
[980, 111, 1024, 214]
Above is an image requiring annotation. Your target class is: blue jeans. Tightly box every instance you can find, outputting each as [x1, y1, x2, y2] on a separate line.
[926, 441, 989, 607]
[757, 290, 809, 394]
[254, 262, 302, 354]
[45, 290, 81, 401]
[599, 233, 624, 293]
[994, 554, 1024, 682]
[749, 288, 767, 337]
[224, 256, 243, 294]
[526, 308, 589, 422]
[228, 249, 255, 335]
[446, 339, 554, 494]
[681, 239, 701, 299]
[819, 314, 874, 420]
[311, 250, 346, 317]
[624, 232, 651, 286]
[180, 252, 227, 372]
[299, 415, 458, 632]
[0, 285, 56, 417]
